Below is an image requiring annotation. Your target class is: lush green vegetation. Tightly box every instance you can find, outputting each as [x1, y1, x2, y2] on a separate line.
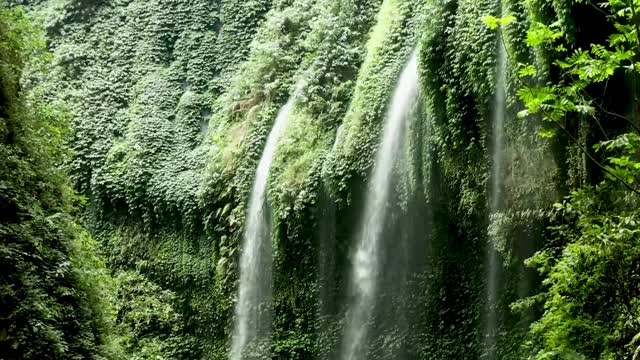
[495, 0, 640, 358]
[1, 0, 639, 359]
[0, 6, 116, 358]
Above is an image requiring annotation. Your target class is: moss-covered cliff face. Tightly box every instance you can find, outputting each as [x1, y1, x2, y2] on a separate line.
[4, 0, 639, 358]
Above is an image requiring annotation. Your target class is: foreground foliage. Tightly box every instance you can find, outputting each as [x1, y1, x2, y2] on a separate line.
[0, 6, 116, 358]
[490, 0, 640, 358]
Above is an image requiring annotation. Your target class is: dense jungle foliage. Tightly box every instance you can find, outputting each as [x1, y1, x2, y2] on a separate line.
[1, 0, 640, 359]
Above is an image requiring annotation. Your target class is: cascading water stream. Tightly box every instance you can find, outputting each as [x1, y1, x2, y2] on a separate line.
[484, 33, 507, 360]
[230, 87, 300, 360]
[340, 51, 419, 360]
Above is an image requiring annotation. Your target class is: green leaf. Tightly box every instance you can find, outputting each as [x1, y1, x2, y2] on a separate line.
[538, 128, 557, 138]
[527, 22, 564, 47]
[519, 64, 538, 77]
[483, 15, 500, 30]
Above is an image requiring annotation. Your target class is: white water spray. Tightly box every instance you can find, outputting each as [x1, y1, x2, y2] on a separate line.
[230, 87, 300, 360]
[340, 51, 419, 360]
[484, 35, 507, 360]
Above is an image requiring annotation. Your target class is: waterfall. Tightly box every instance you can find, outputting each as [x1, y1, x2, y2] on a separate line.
[484, 34, 507, 360]
[340, 51, 419, 360]
[333, 124, 345, 151]
[230, 88, 299, 360]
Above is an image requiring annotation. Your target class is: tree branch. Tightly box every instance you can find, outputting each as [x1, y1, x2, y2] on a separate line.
[547, 114, 640, 196]
[591, 97, 640, 133]
[588, 0, 609, 17]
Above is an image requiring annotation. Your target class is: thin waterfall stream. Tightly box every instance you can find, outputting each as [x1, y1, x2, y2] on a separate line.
[230, 87, 300, 360]
[340, 51, 420, 360]
[484, 33, 507, 359]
